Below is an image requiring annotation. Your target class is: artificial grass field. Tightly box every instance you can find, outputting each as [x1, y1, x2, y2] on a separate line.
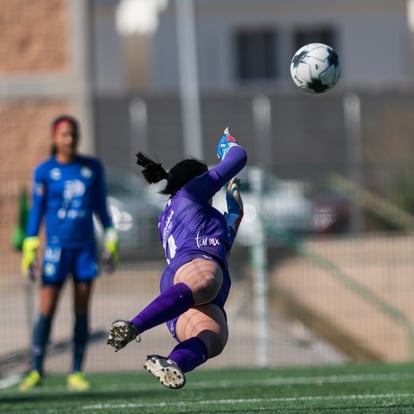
[2, 362, 414, 414]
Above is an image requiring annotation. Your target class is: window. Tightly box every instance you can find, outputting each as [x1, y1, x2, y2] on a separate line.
[235, 29, 278, 82]
[293, 27, 336, 51]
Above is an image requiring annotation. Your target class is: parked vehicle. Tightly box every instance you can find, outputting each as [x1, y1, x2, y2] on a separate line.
[213, 166, 343, 246]
[98, 166, 349, 255]
[95, 169, 164, 257]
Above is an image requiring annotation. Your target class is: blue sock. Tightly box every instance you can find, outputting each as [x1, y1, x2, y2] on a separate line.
[72, 314, 89, 373]
[32, 315, 52, 375]
[131, 283, 194, 333]
[168, 337, 208, 373]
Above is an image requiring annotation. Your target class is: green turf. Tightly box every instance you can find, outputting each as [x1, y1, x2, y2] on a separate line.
[2, 362, 414, 413]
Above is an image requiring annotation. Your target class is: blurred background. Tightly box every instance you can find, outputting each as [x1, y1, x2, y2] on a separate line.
[2, 0, 414, 376]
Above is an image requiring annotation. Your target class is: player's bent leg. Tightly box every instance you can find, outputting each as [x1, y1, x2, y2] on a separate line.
[175, 304, 228, 358]
[168, 336, 208, 373]
[108, 284, 194, 351]
[174, 258, 223, 305]
[144, 304, 226, 390]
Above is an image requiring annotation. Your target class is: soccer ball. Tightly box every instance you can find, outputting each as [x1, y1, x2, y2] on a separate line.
[290, 43, 341, 94]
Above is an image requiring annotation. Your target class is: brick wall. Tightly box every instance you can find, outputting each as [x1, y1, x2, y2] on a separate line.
[0, 0, 73, 275]
[0, 0, 69, 73]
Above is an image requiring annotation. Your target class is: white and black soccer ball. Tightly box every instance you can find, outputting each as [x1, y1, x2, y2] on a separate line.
[290, 43, 341, 94]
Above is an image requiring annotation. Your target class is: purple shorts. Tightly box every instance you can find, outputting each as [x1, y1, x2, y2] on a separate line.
[160, 253, 230, 340]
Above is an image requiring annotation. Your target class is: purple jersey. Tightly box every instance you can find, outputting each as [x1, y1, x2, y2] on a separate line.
[158, 145, 247, 265]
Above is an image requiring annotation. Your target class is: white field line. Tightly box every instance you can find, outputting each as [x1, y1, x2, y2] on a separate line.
[0, 374, 22, 389]
[79, 371, 414, 411]
[3, 371, 412, 392]
[81, 393, 414, 411]
[94, 371, 414, 392]
[3, 371, 412, 391]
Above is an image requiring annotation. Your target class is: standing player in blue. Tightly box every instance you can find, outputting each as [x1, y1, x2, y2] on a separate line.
[107, 128, 247, 389]
[19, 115, 118, 391]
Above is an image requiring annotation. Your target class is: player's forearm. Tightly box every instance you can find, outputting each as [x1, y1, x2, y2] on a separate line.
[214, 145, 247, 185]
[26, 198, 44, 237]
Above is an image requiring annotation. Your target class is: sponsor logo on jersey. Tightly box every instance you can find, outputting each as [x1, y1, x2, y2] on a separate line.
[50, 168, 61, 180]
[81, 166, 93, 178]
[63, 180, 85, 199]
[195, 232, 221, 248]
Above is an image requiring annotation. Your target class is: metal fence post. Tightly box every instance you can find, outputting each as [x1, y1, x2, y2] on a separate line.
[249, 166, 270, 366]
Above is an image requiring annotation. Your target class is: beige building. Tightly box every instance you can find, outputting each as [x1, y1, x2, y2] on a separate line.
[2, 0, 414, 367]
[2, 0, 414, 273]
[115, 0, 414, 92]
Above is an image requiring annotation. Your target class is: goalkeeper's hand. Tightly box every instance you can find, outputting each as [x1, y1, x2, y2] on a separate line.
[21, 236, 40, 280]
[103, 227, 119, 273]
[217, 127, 239, 160]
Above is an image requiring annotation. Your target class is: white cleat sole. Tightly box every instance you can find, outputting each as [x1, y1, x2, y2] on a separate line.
[144, 354, 186, 389]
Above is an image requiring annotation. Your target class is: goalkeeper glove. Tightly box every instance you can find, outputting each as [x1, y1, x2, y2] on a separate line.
[225, 177, 244, 237]
[103, 227, 119, 273]
[21, 236, 40, 279]
[217, 127, 239, 160]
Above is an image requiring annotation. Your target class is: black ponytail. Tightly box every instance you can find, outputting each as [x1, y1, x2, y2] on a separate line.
[136, 152, 208, 196]
[136, 152, 168, 183]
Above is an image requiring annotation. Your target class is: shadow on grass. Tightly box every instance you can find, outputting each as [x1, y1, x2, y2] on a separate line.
[1, 387, 169, 405]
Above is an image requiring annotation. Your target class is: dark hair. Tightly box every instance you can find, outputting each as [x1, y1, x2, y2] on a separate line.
[136, 152, 208, 196]
[50, 115, 80, 155]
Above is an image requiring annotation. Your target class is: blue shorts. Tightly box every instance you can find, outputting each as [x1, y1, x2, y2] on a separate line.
[160, 253, 230, 340]
[41, 244, 99, 287]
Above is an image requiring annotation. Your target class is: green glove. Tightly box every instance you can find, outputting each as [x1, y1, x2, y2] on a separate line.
[103, 227, 119, 273]
[21, 236, 40, 279]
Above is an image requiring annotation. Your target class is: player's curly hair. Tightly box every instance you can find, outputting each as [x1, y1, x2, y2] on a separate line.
[136, 152, 208, 196]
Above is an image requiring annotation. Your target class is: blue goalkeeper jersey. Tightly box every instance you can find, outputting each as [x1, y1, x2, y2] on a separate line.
[26, 155, 113, 248]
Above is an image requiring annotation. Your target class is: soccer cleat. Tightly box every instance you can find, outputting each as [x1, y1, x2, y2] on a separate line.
[107, 319, 140, 351]
[67, 372, 90, 391]
[144, 354, 186, 389]
[18, 370, 42, 391]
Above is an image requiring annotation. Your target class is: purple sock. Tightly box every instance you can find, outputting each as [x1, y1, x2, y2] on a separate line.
[131, 282, 194, 333]
[168, 337, 208, 373]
